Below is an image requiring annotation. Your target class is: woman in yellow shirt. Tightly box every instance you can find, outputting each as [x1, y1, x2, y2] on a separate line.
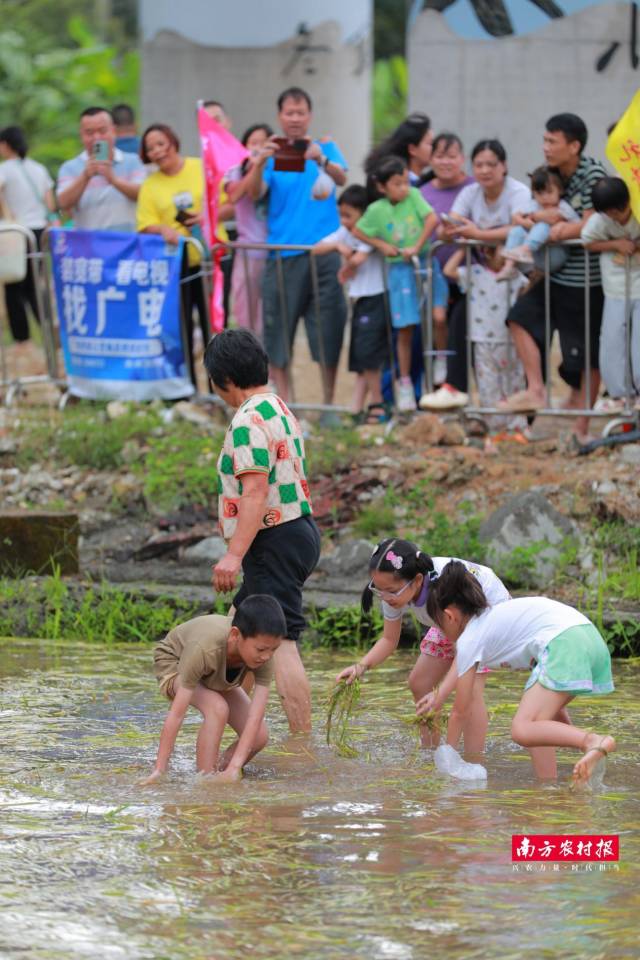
[137, 124, 208, 387]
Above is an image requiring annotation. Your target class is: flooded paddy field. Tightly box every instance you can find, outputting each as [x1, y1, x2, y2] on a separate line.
[0, 640, 638, 960]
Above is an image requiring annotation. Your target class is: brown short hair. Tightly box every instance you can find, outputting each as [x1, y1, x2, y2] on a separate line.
[140, 124, 180, 163]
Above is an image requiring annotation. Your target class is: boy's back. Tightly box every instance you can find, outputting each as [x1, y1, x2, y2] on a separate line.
[582, 211, 640, 298]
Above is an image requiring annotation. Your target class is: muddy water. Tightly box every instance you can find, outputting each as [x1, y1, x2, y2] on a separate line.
[0, 640, 638, 960]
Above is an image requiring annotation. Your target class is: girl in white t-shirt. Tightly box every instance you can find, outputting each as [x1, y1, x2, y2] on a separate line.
[417, 561, 615, 784]
[336, 538, 510, 752]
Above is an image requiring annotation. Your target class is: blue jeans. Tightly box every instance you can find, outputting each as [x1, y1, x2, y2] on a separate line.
[505, 224, 568, 273]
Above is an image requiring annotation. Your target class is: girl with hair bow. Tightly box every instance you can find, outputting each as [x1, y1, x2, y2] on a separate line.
[336, 538, 509, 753]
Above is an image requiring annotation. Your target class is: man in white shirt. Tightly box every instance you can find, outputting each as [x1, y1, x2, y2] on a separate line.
[57, 106, 146, 232]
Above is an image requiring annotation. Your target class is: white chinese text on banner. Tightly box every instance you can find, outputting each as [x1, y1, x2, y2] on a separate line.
[50, 229, 193, 401]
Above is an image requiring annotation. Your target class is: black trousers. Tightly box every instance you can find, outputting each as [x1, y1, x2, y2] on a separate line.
[4, 227, 44, 342]
[180, 255, 209, 387]
[445, 286, 468, 393]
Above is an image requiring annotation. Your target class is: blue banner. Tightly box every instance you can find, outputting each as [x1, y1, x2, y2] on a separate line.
[50, 229, 194, 400]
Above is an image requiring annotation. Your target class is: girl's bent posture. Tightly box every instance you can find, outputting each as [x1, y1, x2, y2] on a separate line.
[142, 595, 286, 785]
[417, 562, 615, 783]
[337, 539, 510, 753]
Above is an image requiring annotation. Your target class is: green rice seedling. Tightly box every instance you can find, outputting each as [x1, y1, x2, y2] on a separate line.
[325, 679, 361, 757]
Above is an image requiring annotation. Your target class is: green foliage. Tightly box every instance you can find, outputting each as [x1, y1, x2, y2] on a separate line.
[16, 405, 162, 472]
[306, 427, 364, 478]
[353, 500, 398, 540]
[306, 604, 384, 650]
[488, 541, 547, 590]
[138, 425, 224, 512]
[0, 573, 200, 644]
[403, 484, 485, 561]
[0, 14, 139, 172]
[372, 56, 409, 142]
[374, 0, 408, 60]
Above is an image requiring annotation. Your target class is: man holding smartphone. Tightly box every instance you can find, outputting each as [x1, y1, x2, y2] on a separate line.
[57, 106, 146, 232]
[247, 87, 347, 413]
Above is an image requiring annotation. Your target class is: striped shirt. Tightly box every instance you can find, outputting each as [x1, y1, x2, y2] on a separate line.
[553, 155, 606, 288]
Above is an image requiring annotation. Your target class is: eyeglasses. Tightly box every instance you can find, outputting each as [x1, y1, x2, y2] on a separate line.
[368, 576, 416, 599]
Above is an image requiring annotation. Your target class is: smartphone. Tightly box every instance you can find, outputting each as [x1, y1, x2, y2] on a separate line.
[441, 213, 463, 225]
[273, 136, 307, 173]
[92, 140, 109, 163]
[175, 208, 194, 225]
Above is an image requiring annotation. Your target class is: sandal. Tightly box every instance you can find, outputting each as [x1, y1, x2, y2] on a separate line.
[363, 403, 390, 425]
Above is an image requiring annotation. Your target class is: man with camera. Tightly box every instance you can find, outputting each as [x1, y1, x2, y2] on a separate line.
[247, 87, 348, 411]
[57, 106, 146, 232]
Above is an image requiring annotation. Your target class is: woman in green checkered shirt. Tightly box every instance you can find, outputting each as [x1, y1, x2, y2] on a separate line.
[204, 329, 321, 733]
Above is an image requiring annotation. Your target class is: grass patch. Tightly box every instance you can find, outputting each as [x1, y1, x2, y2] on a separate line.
[306, 603, 383, 650]
[307, 426, 364, 477]
[135, 424, 224, 511]
[353, 499, 398, 540]
[14, 405, 163, 472]
[0, 573, 204, 643]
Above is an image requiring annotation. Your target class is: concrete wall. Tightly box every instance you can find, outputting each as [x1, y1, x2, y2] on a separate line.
[408, 2, 638, 181]
[140, 7, 371, 175]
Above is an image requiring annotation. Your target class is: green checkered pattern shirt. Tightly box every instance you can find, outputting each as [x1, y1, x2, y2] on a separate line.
[217, 392, 313, 540]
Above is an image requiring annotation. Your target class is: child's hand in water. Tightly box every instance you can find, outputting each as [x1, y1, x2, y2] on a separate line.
[415, 691, 438, 717]
[139, 769, 164, 787]
[336, 663, 366, 685]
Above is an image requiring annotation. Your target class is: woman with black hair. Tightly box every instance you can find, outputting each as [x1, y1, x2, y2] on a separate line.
[336, 538, 509, 752]
[204, 328, 321, 735]
[365, 113, 434, 190]
[417, 561, 615, 784]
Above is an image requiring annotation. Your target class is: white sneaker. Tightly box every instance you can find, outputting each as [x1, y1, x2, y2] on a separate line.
[419, 384, 469, 410]
[433, 356, 447, 386]
[396, 379, 417, 412]
[594, 396, 625, 413]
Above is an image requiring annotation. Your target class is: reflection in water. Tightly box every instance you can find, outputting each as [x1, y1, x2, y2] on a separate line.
[0, 640, 637, 958]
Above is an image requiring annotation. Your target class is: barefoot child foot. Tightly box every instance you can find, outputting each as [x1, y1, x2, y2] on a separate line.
[572, 733, 616, 786]
[417, 564, 616, 782]
[141, 596, 286, 785]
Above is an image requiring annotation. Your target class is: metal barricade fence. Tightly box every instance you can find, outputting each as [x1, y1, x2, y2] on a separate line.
[415, 238, 639, 434]
[1, 230, 208, 407]
[0, 223, 62, 405]
[209, 240, 401, 415]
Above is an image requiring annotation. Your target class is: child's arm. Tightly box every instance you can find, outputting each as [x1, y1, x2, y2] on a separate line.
[312, 239, 338, 255]
[443, 247, 465, 281]
[335, 617, 403, 684]
[214, 684, 270, 782]
[443, 667, 476, 748]
[351, 224, 399, 259]
[512, 210, 535, 228]
[583, 237, 637, 255]
[415, 658, 476, 748]
[401, 210, 438, 259]
[140, 684, 193, 784]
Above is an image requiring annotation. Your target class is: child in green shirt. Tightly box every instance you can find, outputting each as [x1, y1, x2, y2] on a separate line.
[141, 595, 286, 785]
[353, 155, 446, 412]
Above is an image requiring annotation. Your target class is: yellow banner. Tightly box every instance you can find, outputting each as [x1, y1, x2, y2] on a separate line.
[606, 88, 640, 220]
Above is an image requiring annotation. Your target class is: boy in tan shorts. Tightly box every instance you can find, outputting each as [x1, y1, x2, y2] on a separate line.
[141, 595, 286, 785]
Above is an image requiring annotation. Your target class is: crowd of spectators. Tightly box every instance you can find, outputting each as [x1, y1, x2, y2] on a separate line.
[1, 94, 639, 439]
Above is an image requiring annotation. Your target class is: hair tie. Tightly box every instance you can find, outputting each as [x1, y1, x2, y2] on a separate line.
[386, 550, 403, 570]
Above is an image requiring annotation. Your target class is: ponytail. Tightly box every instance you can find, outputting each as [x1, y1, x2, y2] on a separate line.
[361, 538, 435, 613]
[426, 560, 488, 624]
